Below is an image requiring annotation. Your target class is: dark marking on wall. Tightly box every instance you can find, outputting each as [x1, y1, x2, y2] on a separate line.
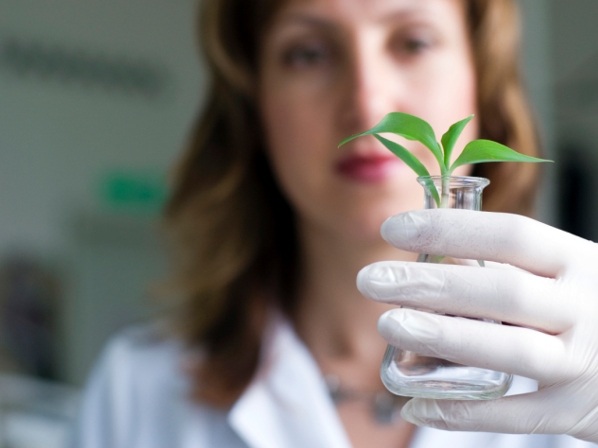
[0, 36, 172, 99]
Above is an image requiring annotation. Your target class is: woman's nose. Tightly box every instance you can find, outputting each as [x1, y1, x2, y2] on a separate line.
[338, 44, 400, 134]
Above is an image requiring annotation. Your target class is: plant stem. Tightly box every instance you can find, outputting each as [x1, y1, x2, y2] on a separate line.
[429, 175, 452, 265]
[440, 175, 450, 209]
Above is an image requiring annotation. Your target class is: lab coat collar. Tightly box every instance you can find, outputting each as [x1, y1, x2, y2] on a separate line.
[224, 315, 560, 448]
[227, 315, 352, 448]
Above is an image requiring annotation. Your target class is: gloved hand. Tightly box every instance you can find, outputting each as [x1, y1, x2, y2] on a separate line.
[357, 209, 598, 443]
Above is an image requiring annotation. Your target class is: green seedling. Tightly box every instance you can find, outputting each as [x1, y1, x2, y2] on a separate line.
[339, 112, 551, 207]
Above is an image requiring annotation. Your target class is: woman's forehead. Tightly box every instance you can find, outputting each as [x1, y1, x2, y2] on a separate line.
[272, 0, 463, 24]
[262, 0, 467, 43]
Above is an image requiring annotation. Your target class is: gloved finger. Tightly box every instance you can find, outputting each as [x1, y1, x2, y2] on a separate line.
[378, 308, 566, 383]
[380, 209, 590, 278]
[357, 261, 572, 334]
[400, 390, 584, 437]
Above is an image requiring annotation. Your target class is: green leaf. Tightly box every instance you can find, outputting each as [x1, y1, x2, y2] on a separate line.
[449, 139, 552, 173]
[339, 112, 445, 172]
[441, 114, 474, 168]
[374, 135, 440, 206]
[373, 135, 430, 177]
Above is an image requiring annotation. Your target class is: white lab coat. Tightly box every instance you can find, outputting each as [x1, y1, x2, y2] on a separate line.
[71, 317, 594, 448]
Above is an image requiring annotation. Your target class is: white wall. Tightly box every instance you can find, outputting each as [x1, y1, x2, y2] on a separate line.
[519, 0, 556, 225]
[0, 0, 204, 383]
[550, 0, 598, 154]
[0, 0, 203, 256]
[550, 0, 598, 84]
[548, 0, 598, 239]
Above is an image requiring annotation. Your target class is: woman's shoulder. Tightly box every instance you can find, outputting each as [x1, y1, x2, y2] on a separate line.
[99, 322, 186, 371]
[89, 321, 197, 405]
[72, 323, 228, 448]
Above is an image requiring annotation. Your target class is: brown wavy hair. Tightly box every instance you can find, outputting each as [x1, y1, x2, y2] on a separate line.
[163, 0, 541, 407]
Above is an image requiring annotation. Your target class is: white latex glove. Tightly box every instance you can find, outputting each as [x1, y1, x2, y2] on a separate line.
[357, 209, 598, 443]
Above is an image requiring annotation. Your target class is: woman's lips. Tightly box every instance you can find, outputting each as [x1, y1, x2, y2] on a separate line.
[335, 153, 402, 182]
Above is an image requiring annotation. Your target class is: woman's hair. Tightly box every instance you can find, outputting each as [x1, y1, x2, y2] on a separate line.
[163, 0, 541, 407]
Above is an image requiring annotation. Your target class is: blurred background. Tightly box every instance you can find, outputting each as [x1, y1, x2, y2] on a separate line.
[1, 0, 597, 446]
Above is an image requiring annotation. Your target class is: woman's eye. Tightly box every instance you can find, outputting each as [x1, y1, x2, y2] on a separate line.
[403, 38, 430, 54]
[392, 32, 436, 58]
[282, 42, 333, 68]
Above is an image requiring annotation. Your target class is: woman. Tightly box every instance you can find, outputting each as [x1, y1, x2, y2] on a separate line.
[73, 0, 598, 446]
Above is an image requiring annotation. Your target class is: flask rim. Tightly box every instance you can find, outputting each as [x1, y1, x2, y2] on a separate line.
[416, 175, 490, 189]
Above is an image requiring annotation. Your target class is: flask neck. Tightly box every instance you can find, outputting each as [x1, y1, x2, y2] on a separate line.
[417, 175, 489, 211]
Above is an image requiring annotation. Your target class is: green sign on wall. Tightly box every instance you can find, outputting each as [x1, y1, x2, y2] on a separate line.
[99, 170, 168, 215]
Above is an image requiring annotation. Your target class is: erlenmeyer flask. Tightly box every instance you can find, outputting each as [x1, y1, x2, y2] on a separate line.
[380, 175, 513, 400]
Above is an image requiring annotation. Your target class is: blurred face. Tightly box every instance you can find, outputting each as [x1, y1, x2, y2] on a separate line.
[258, 0, 477, 242]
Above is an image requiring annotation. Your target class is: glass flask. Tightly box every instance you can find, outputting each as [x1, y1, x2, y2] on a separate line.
[380, 175, 513, 400]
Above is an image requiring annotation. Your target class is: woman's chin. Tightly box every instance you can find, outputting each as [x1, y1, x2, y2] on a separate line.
[298, 196, 422, 248]
[342, 199, 424, 247]
[340, 213, 399, 246]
